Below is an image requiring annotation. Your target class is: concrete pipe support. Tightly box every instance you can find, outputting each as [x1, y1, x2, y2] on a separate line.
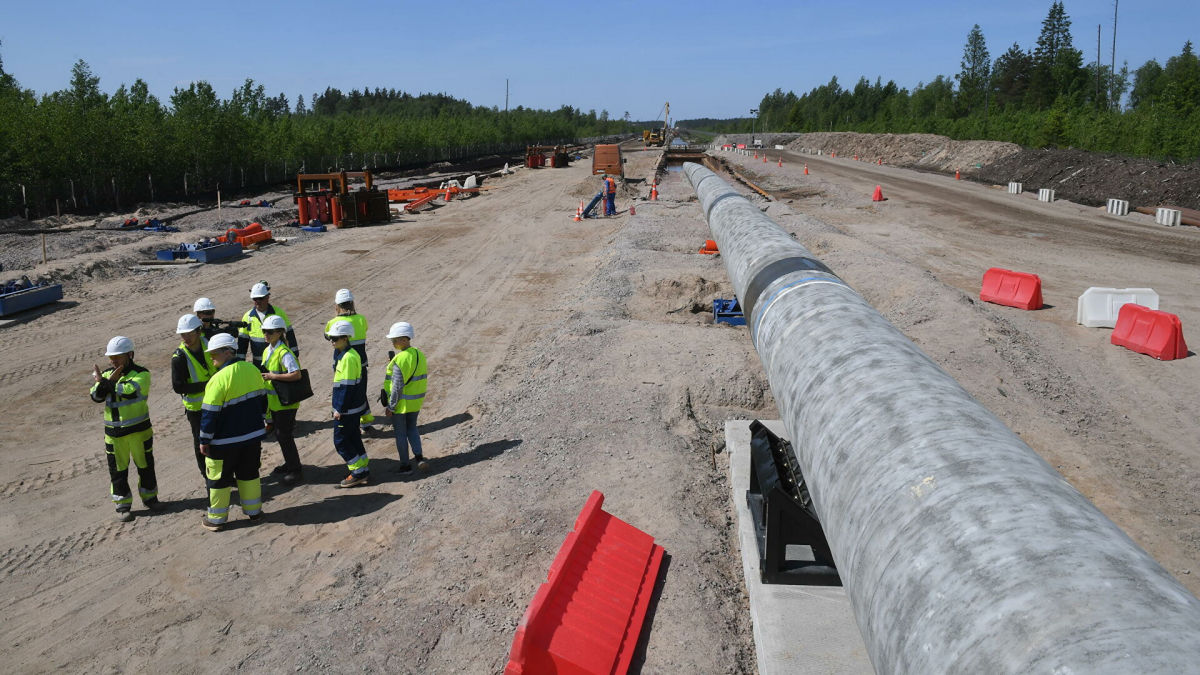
[683, 162, 1200, 673]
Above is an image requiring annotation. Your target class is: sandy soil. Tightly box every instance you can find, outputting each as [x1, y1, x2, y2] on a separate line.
[3, 134, 1197, 674]
[721, 147, 1200, 594]
[0, 142, 763, 673]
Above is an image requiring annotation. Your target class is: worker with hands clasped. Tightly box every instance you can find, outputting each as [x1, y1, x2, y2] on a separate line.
[199, 332, 269, 531]
[325, 288, 375, 430]
[238, 281, 298, 366]
[91, 336, 159, 521]
[329, 320, 370, 487]
[383, 322, 428, 474]
[171, 313, 216, 484]
[260, 314, 304, 485]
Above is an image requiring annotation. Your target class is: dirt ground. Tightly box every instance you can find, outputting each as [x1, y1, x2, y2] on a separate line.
[3, 134, 1198, 673]
[720, 146, 1200, 595]
[717, 131, 1200, 211]
[0, 142, 764, 673]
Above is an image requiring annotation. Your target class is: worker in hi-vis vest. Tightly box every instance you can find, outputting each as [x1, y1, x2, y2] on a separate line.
[382, 321, 428, 475]
[91, 336, 160, 522]
[260, 314, 304, 486]
[325, 288, 376, 430]
[329, 320, 370, 487]
[237, 281, 298, 366]
[171, 313, 215, 485]
[199, 332, 268, 532]
[603, 174, 617, 216]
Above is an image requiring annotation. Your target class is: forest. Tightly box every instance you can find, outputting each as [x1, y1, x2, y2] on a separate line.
[0, 52, 633, 219]
[682, 2, 1200, 162]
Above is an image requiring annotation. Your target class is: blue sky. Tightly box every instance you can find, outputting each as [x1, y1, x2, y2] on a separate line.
[1, 0, 1195, 120]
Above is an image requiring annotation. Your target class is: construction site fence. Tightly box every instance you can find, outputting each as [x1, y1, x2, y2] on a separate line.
[1, 134, 631, 221]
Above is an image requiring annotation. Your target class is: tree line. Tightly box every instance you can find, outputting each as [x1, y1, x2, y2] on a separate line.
[0, 52, 632, 219]
[683, 2, 1200, 161]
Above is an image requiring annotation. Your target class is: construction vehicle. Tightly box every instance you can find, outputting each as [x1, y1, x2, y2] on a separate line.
[643, 102, 670, 147]
[592, 144, 624, 176]
[294, 171, 390, 228]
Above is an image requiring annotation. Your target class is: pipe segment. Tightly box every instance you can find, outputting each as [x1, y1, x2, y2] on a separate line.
[683, 162, 1200, 673]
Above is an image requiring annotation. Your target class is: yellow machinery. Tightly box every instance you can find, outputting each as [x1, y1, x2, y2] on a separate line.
[643, 102, 669, 147]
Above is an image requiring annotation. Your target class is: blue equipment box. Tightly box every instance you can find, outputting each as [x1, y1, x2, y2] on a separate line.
[0, 284, 64, 317]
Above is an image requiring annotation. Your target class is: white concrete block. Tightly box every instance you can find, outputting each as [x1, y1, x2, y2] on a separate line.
[1007, 182, 1022, 194]
[1155, 208, 1182, 226]
[1076, 287, 1159, 328]
[1038, 188, 1055, 202]
[1106, 198, 1129, 216]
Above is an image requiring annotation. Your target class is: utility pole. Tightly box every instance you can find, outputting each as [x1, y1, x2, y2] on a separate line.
[1111, 0, 1119, 110]
[505, 78, 509, 113]
[750, 108, 757, 145]
[1096, 24, 1102, 109]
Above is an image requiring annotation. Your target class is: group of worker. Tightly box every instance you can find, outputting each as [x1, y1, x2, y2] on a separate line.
[90, 282, 429, 532]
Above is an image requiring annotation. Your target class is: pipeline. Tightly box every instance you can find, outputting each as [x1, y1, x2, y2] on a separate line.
[683, 162, 1200, 673]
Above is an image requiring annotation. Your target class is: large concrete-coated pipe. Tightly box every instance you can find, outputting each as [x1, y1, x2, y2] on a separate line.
[684, 162, 1200, 673]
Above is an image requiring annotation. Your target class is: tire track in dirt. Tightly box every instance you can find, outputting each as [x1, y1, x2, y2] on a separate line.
[0, 516, 142, 576]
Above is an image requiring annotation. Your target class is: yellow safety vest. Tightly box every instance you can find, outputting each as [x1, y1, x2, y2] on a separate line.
[384, 347, 427, 414]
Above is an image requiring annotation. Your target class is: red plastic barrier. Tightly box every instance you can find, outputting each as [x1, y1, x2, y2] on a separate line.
[1111, 304, 1188, 360]
[505, 491, 665, 675]
[980, 267, 1043, 310]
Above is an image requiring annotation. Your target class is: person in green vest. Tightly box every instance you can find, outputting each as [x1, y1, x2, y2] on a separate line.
[329, 319, 370, 487]
[260, 314, 304, 486]
[199, 332, 269, 531]
[325, 288, 376, 430]
[382, 321, 428, 475]
[90, 336, 159, 522]
[237, 281, 299, 366]
[171, 314, 215, 486]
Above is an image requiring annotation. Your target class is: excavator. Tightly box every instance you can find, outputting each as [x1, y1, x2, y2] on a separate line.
[643, 102, 669, 147]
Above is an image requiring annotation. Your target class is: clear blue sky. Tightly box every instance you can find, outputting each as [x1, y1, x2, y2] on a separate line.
[1, 0, 1196, 120]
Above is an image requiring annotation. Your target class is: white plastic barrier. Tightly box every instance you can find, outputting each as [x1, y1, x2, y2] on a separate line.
[775, 145, 785, 150]
[1038, 188, 1055, 202]
[1076, 287, 1159, 328]
[1106, 198, 1130, 216]
[1007, 182, 1022, 194]
[1156, 208, 1182, 226]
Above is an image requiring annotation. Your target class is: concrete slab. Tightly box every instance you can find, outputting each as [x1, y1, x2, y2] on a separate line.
[726, 419, 873, 675]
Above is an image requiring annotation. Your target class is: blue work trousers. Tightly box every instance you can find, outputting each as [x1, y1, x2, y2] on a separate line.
[392, 411, 423, 463]
[605, 193, 616, 215]
[333, 413, 368, 475]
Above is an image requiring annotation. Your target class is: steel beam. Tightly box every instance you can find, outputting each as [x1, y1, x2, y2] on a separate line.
[684, 162, 1200, 673]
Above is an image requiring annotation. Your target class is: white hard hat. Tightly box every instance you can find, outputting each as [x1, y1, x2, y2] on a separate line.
[105, 336, 134, 356]
[206, 333, 238, 352]
[327, 319, 355, 337]
[250, 282, 271, 299]
[335, 288, 354, 304]
[193, 297, 216, 312]
[261, 315, 287, 331]
[386, 321, 414, 339]
[177, 314, 203, 333]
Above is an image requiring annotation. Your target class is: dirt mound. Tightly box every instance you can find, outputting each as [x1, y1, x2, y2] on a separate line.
[785, 132, 1022, 177]
[978, 147, 1200, 211]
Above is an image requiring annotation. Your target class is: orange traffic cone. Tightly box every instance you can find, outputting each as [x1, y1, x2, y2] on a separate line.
[955, 169, 961, 180]
[629, 203, 636, 216]
[803, 164, 809, 175]
[650, 182, 658, 201]
[778, 157, 783, 167]
[877, 158, 882, 166]
[872, 185, 886, 202]
[854, 154, 859, 161]
[762, 155, 768, 163]
[573, 211, 581, 222]
[754, 151, 758, 159]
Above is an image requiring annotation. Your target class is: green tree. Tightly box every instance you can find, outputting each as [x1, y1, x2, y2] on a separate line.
[958, 24, 991, 115]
